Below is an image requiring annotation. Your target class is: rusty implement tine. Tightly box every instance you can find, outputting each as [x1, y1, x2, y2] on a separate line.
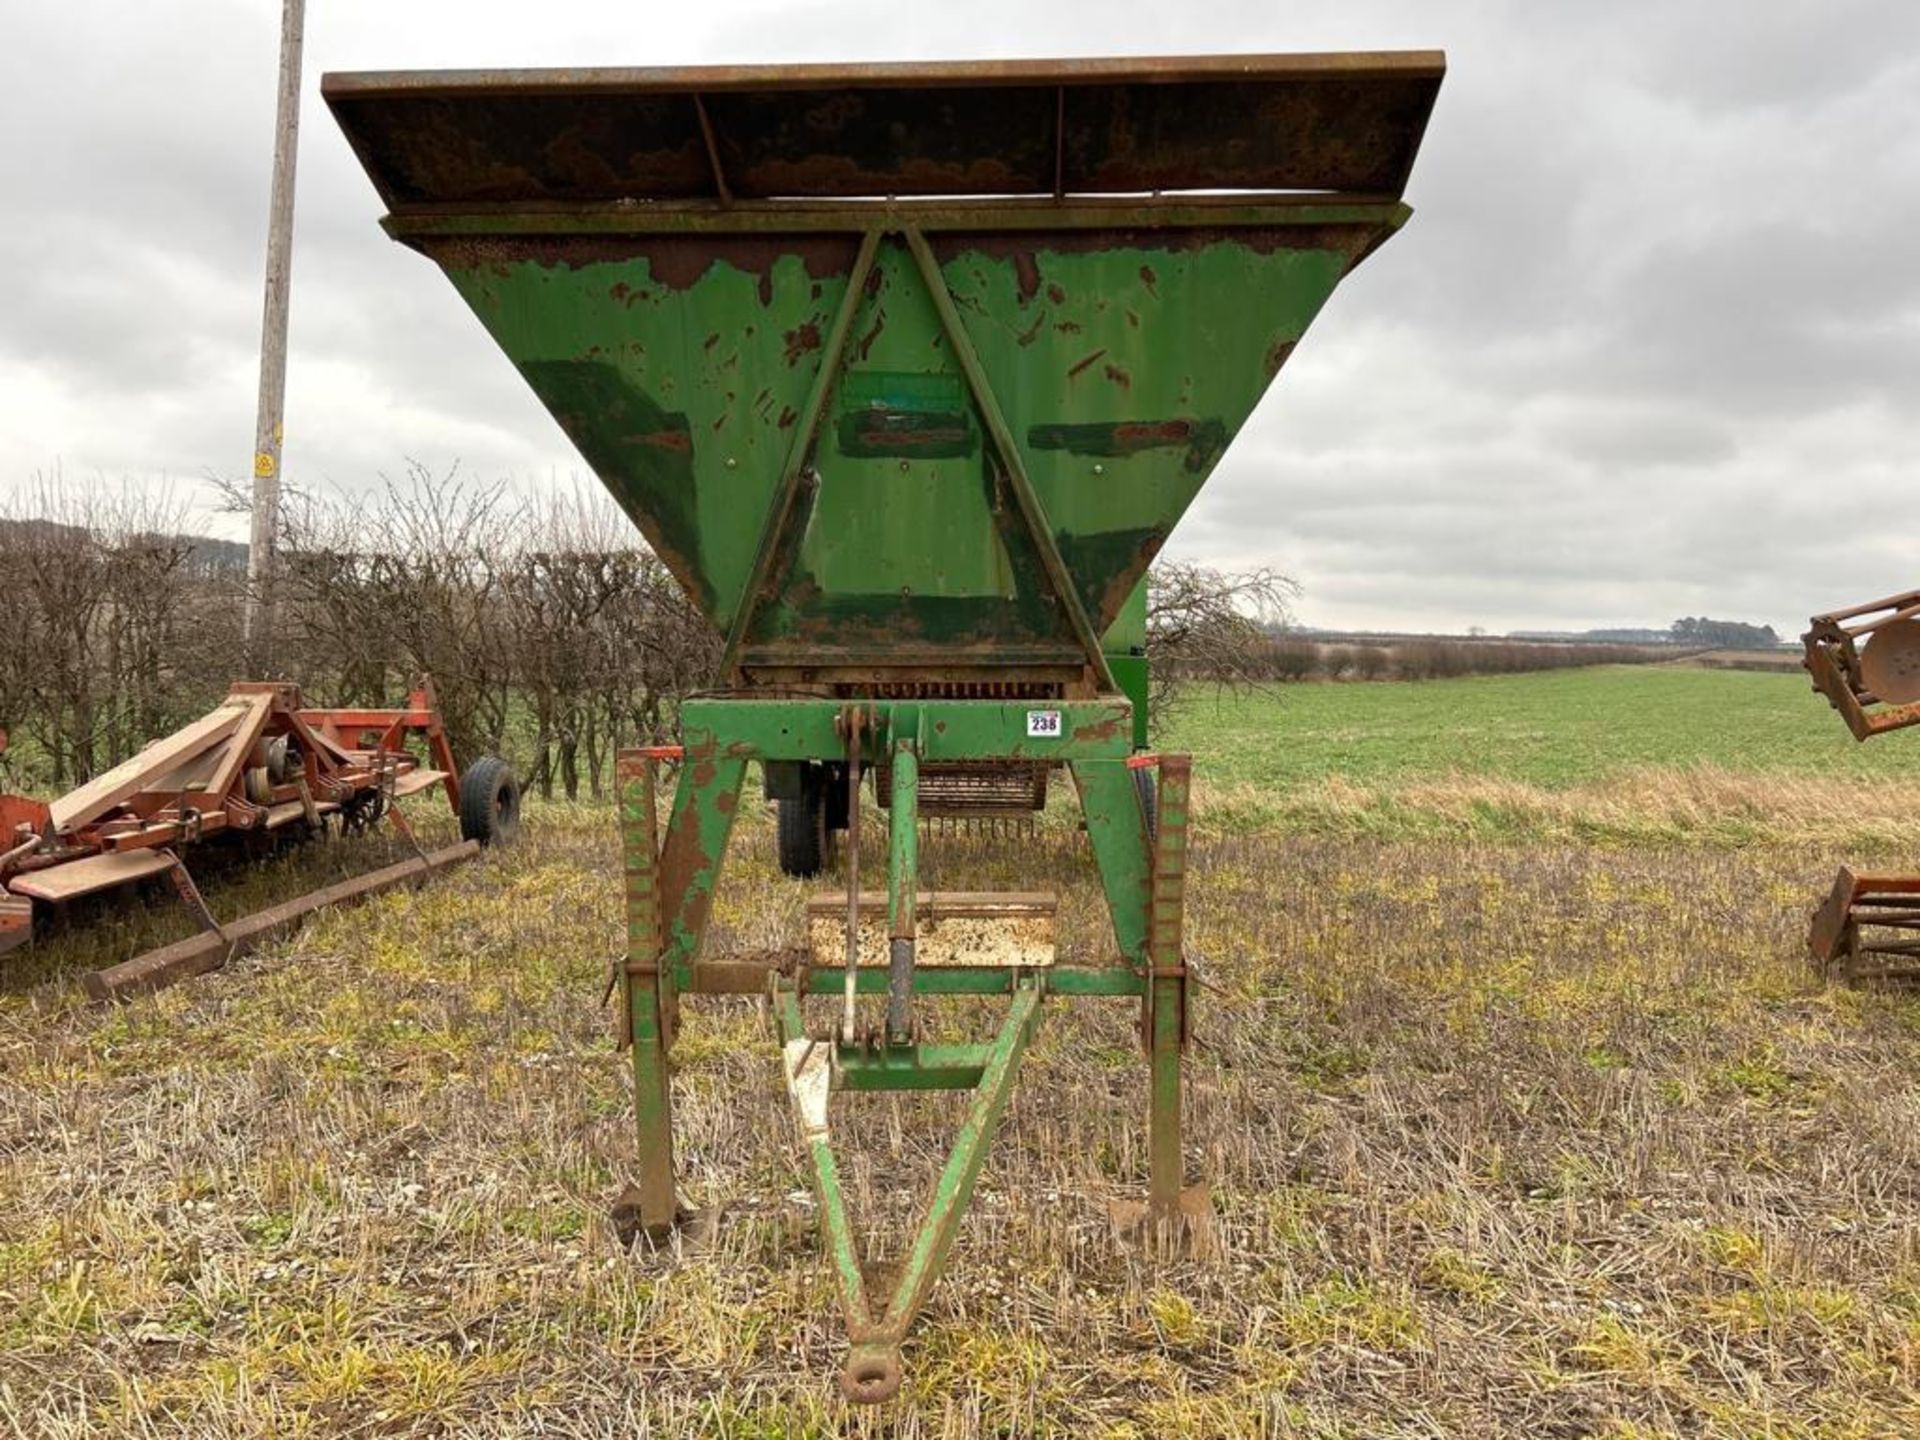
[1809, 867, 1861, 966]
[85, 840, 481, 1003]
[297, 777, 322, 830]
[386, 799, 431, 867]
[163, 849, 229, 948]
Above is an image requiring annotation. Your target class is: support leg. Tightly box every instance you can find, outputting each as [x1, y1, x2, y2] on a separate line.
[886, 738, 919, 1046]
[1147, 756, 1191, 1217]
[617, 751, 678, 1241]
[1097, 753, 1210, 1247]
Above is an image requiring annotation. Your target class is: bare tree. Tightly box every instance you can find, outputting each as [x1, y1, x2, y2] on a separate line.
[1145, 561, 1298, 719]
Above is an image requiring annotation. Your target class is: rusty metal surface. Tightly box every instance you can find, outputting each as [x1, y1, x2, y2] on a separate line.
[1860, 618, 1920, 704]
[2, 678, 475, 970]
[1804, 591, 1920, 739]
[323, 52, 1443, 208]
[82, 841, 480, 1003]
[1808, 867, 1920, 984]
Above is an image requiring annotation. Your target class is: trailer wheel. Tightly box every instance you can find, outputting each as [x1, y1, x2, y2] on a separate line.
[459, 756, 521, 846]
[776, 789, 829, 878]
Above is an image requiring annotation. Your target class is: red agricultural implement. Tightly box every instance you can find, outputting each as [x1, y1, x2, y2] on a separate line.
[1804, 590, 1920, 981]
[0, 678, 519, 999]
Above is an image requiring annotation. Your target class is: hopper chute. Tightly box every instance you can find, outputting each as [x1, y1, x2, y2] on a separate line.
[325, 53, 1442, 689]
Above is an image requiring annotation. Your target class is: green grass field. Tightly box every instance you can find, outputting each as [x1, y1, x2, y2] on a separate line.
[1156, 667, 1920, 850]
[1161, 665, 1909, 790]
[6, 664, 1920, 1438]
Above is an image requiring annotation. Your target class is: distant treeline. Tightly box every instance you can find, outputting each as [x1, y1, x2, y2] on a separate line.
[0, 472, 714, 800]
[1222, 635, 1663, 684]
[0, 478, 1288, 800]
[1669, 616, 1781, 651]
[0, 473, 1694, 798]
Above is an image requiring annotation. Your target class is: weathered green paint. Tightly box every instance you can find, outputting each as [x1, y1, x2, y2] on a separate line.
[834, 1042, 992, 1091]
[682, 696, 1132, 762]
[1108, 655, 1150, 749]
[721, 228, 883, 675]
[903, 226, 1115, 687]
[617, 753, 677, 1236]
[423, 209, 1395, 673]
[633, 697, 1174, 1381]
[339, 57, 1440, 1402]
[886, 738, 920, 1046]
[657, 752, 745, 971]
[773, 978, 1042, 1357]
[774, 988, 872, 1331]
[1070, 759, 1154, 967]
[873, 979, 1041, 1343]
[1147, 756, 1193, 1215]
[1103, 579, 1151, 749]
[674, 961, 1141, 997]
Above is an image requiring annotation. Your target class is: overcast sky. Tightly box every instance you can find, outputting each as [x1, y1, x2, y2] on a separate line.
[2, 1, 1916, 635]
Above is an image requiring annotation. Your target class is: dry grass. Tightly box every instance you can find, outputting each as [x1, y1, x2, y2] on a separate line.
[4, 781, 1920, 1437]
[1201, 766, 1920, 852]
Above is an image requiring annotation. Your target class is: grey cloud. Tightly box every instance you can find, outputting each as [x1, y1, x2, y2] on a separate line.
[3, 0, 1918, 638]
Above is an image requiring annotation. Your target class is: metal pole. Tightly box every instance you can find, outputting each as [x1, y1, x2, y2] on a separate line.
[243, 0, 306, 665]
[842, 712, 863, 1045]
[885, 738, 919, 1047]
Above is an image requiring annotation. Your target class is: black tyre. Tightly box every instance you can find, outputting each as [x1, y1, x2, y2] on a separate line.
[777, 788, 828, 878]
[459, 756, 521, 846]
[1134, 765, 1158, 843]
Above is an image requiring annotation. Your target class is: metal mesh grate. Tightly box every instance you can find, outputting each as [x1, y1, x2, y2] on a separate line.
[874, 760, 1048, 818]
[849, 680, 1065, 701]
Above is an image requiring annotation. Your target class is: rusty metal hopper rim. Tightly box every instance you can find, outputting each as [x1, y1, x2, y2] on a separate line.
[320, 50, 1445, 98]
[379, 196, 1416, 242]
[323, 50, 1445, 209]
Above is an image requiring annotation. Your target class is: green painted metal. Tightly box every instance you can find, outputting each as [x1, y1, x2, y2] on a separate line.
[774, 988, 872, 1333]
[617, 753, 678, 1237]
[424, 222, 1379, 674]
[1070, 759, 1154, 968]
[873, 979, 1041, 1337]
[777, 976, 1044, 1374]
[885, 737, 920, 1046]
[683, 696, 1132, 762]
[720, 228, 883, 676]
[657, 753, 745, 972]
[1147, 756, 1193, 1215]
[672, 960, 1143, 997]
[834, 1042, 991, 1092]
[1104, 581, 1151, 749]
[333, 53, 1439, 1402]
[632, 704, 1170, 1394]
[905, 225, 1118, 689]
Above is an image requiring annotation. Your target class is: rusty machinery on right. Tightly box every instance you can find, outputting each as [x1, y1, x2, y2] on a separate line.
[1804, 589, 1920, 981]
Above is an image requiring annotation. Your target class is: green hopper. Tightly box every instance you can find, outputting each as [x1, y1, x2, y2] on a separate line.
[328, 51, 1443, 1402]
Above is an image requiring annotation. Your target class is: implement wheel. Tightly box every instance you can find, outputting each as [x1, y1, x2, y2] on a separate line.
[777, 787, 829, 879]
[459, 756, 521, 846]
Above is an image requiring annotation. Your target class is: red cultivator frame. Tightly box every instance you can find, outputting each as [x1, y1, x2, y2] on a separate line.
[1804, 592, 1920, 980]
[0, 677, 518, 998]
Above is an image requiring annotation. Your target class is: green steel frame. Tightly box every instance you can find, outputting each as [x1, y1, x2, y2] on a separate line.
[327, 50, 1443, 1412]
[615, 699, 1195, 1402]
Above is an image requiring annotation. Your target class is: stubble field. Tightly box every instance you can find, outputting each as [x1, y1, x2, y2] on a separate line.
[4, 666, 1920, 1438]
